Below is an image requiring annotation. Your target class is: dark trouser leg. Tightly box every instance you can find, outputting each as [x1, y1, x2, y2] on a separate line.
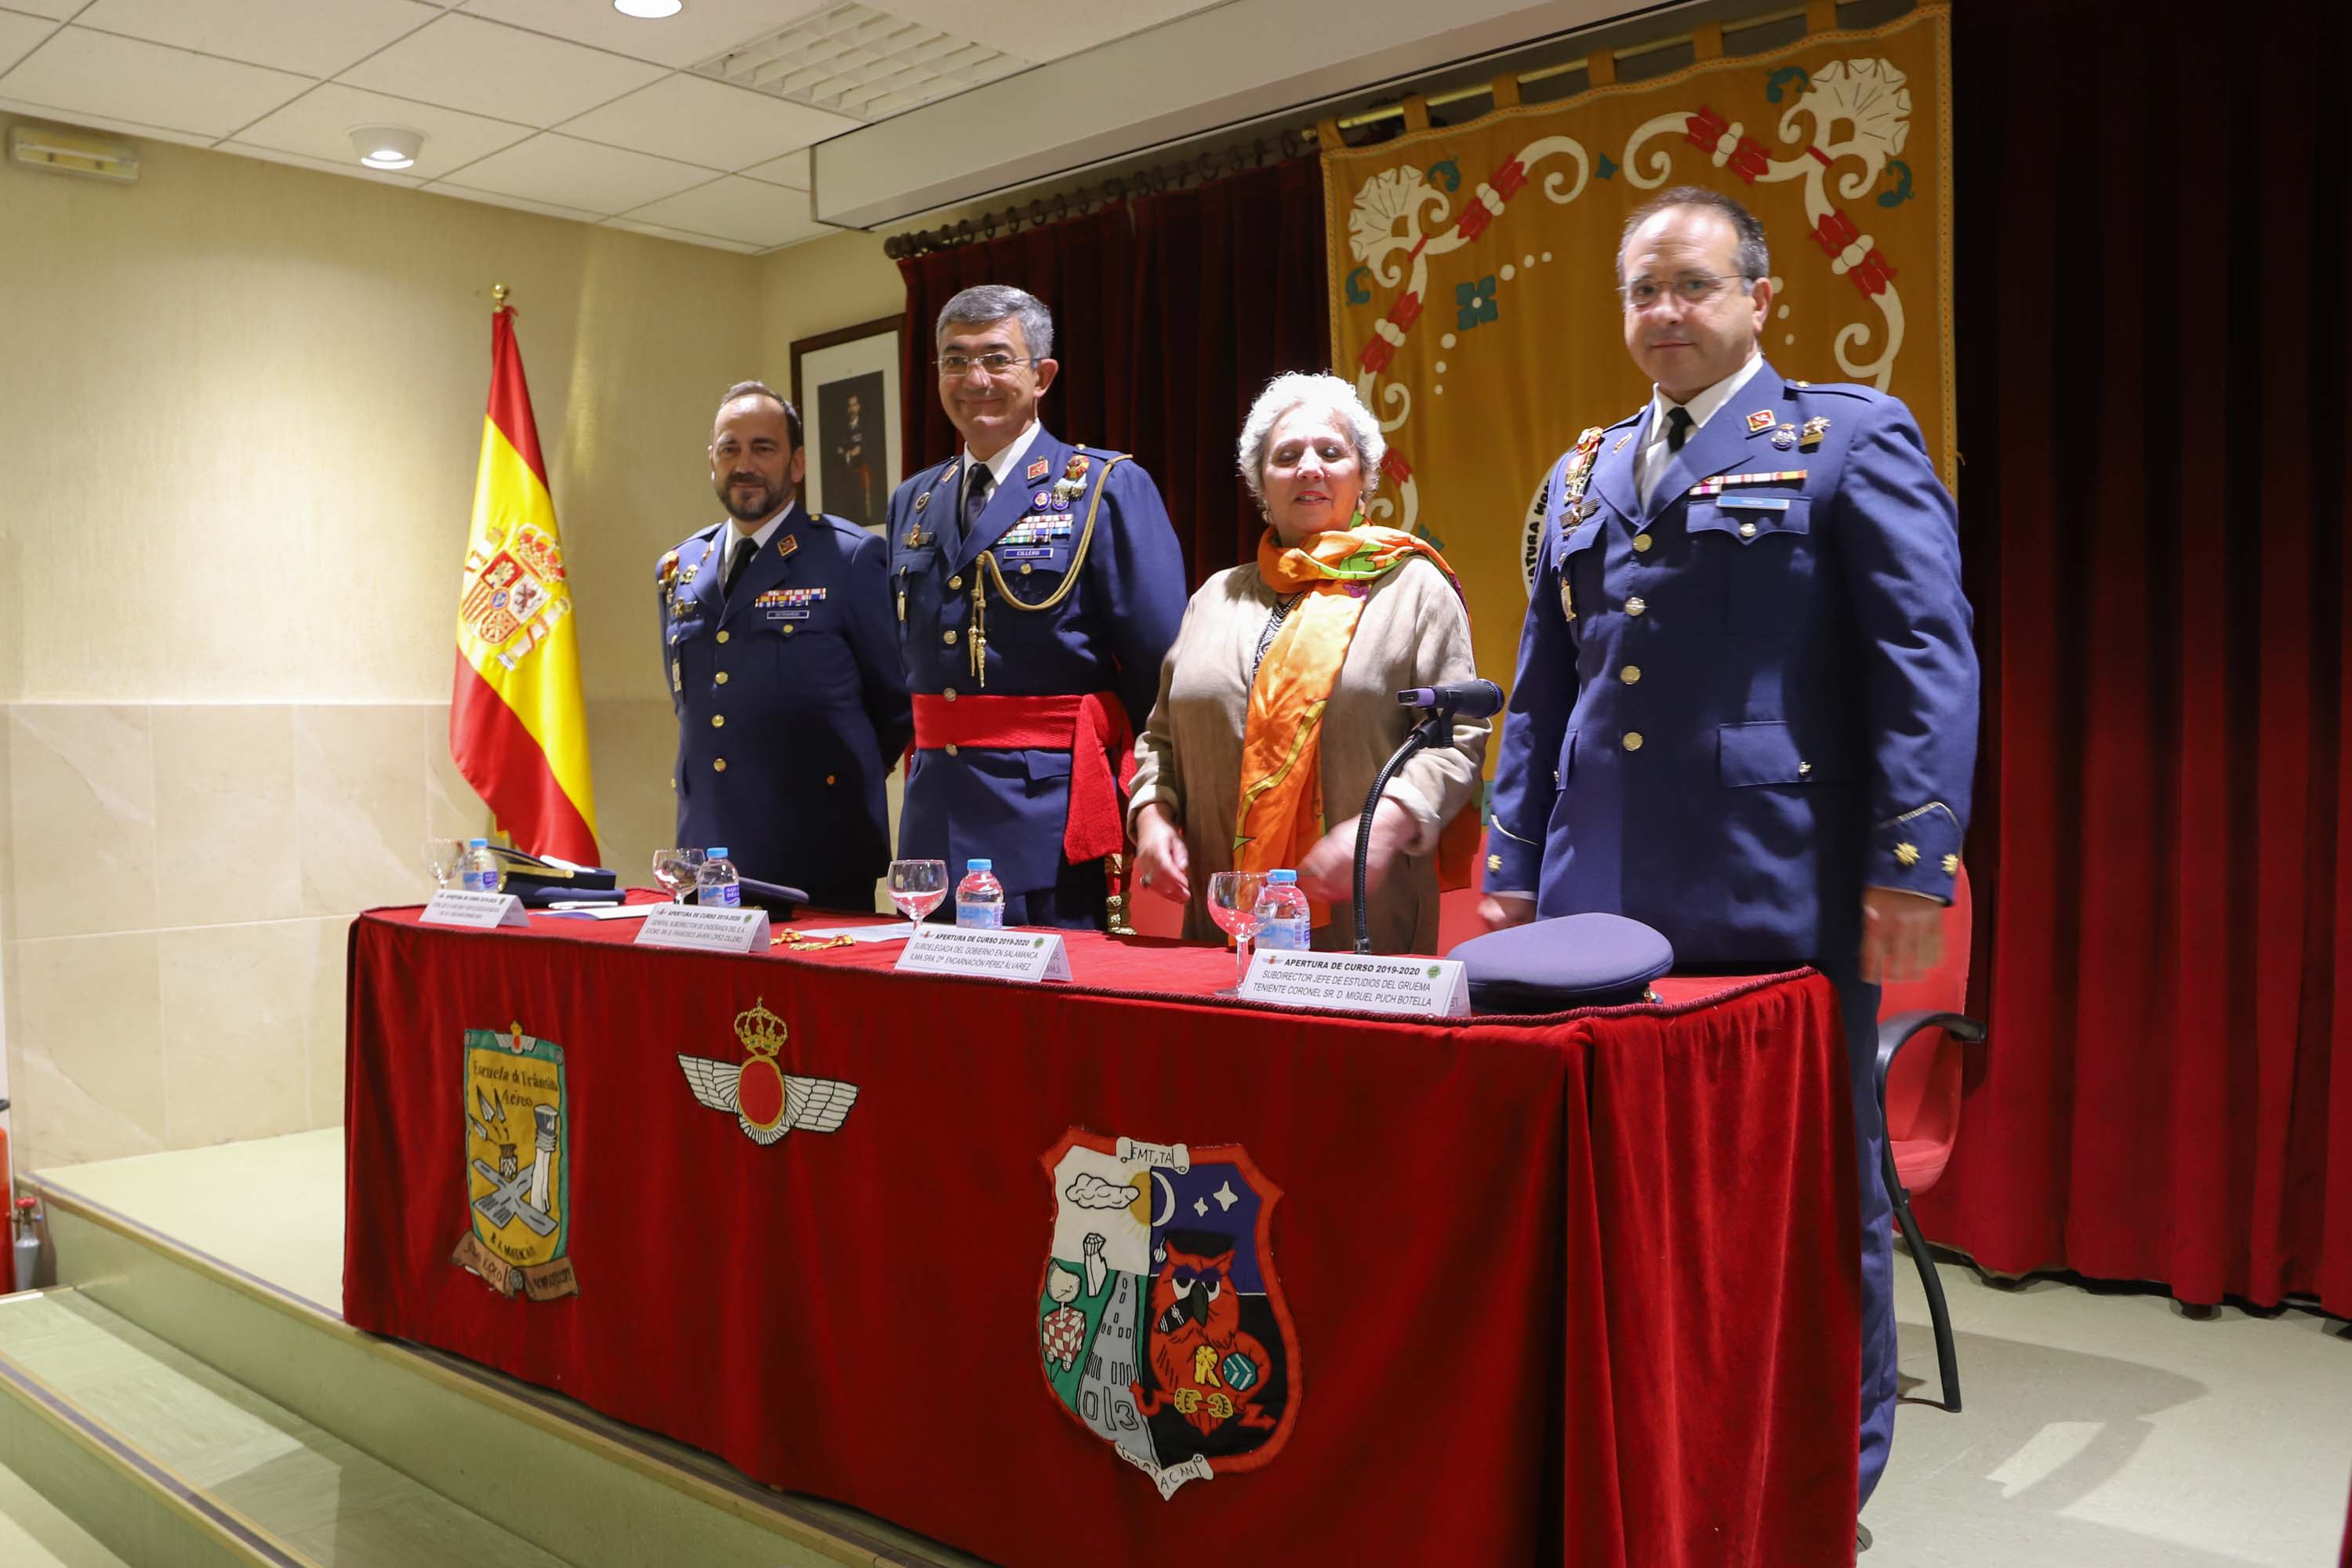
[1818, 956, 1895, 1509]
[1007, 858, 1108, 931]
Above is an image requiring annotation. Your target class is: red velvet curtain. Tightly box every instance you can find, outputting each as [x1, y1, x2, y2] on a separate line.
[1128, 158, 1330, 579]
[896, 204, 1138, 477]
[1920, 0, 2352, 1313]
[895, 159, 1328, 583]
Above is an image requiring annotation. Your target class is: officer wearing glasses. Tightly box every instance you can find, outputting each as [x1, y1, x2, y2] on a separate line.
[884, 284, 1187, 930]
[1479, 187, 1979, 1529]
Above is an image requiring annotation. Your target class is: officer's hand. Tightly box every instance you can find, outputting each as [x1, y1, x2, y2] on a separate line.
[1132, 804, 1190, 904]
[1477, 894, 1537, 931]
[1297, 799, 1413, 904]
[1860, 886, 1944, 985]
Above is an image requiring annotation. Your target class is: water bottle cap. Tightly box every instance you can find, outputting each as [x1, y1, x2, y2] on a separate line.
[967, 858, 993, 871]
[1268, 869, 1298, 884]
[708, 847, 729, 858]
[468, 837, 488, 848]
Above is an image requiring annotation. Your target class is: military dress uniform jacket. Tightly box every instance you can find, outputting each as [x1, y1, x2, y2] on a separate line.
[884, 428, 1187, 897]
[659, 505, 912, 907]
[1484, 361, 1979, 964]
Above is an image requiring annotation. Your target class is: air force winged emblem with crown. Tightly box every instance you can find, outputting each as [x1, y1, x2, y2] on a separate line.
[675, 998, 860, 1146]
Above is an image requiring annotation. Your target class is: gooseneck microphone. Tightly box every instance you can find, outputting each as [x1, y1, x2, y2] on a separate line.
[1348, 681, 1500, 952]
[1392, 679, 1505, 720]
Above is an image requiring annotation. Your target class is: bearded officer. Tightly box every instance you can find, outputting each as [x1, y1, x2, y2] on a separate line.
[885, 285, 1186, 930]
[1478, 187, 1979, 1531]
[659, 381, 910, 910]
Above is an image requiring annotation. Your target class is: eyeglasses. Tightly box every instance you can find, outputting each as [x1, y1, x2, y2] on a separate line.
[1619, 274, 1755, 312]
[934, 352, 1036, 378]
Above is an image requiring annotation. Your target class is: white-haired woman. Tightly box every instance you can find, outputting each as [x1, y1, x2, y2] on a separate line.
[1126, 372, 1487, 953]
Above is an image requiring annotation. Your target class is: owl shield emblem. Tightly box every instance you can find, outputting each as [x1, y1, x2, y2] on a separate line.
[1036, 1130, 1298, 1500]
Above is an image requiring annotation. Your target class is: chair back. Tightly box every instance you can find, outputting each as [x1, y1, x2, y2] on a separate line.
[1878, 866, 1974, 1167]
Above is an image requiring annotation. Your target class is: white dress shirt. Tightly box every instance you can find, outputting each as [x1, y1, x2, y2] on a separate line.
[1634, 351, 1765, 510]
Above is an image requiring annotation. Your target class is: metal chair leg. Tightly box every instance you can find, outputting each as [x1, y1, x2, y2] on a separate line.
[1883, 1144, 1961, 1412]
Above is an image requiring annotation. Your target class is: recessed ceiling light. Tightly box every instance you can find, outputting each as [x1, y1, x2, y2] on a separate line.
[350, 125, 424, 170]
[614, 0, 683, 17]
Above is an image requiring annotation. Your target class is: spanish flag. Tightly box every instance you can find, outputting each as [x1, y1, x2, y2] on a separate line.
[449, 304, 598, 863]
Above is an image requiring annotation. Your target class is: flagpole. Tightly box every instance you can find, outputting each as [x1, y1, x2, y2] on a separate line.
[492, 281, 508, 310]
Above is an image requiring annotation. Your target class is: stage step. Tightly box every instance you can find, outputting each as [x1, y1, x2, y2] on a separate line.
[26, 1151, 983, 1567]
[0, 1448, 136, 1567]
[0, 1287, 572, 1566]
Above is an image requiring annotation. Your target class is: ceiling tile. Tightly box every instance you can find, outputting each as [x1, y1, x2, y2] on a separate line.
[216, 140, 426, 188]
[621, 172, 824, 247]
[0, 27, 308, 138]
[71, 0, 440, 78]
[426, 182, 603, 223]
[234, 82, 530, 181]
[435, 131, 713, 215]
[0, 1, 85, 20]
[738, 147, 808, 189]
[0, 93, 219, 147]
[877, 0, 1227, 64]
[459, 0, 829, 71]
[338, 13, 664, 128]
[557, 72, 853, 172]
[602, 216, 760, 255]
[0, 11, 56, 76]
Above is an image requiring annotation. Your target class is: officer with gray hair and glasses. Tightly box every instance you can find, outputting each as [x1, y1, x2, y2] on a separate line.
[883, 284, 1188, 930]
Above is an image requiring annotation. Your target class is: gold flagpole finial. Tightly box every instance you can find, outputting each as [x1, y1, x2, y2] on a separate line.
[492, 282, 510, 310]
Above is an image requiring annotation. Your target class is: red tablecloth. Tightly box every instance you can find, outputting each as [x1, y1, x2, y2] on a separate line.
[343, 905, 1858, 1566]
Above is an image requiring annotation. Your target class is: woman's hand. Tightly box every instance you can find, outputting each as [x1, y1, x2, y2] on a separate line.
[1296, 797, 1414, 904]
[1477, 894, 1537, 931]
[1132, 803, 1192, 904]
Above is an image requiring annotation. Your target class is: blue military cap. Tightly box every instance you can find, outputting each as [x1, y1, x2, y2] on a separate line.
[1446, 914, 1674, 1012]
[737, 877, 810, 917]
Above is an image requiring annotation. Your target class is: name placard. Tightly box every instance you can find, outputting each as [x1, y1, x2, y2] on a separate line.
[1240, 950, 1471, 1018]
[634, 902, 772, 954]
[419, 891, 529, 930]
[893, 924, 1072, 983]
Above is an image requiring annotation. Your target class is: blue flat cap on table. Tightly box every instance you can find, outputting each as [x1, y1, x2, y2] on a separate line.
[1446, 914, 1675, 1013]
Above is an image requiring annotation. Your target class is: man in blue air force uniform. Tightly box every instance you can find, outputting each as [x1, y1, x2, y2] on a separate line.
[1479, 188, 1979, 1528]
[658, 381, 911, 910]
[884, 285, 1186, 929]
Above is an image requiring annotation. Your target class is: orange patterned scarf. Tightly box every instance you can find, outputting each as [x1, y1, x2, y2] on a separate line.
[1234, 524, 1469, 907]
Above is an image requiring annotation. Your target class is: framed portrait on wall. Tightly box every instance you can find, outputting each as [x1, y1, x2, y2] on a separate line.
[791, 317, 900, 535]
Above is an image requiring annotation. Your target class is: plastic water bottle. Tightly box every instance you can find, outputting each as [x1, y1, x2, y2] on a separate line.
[1254, 869, 1312, 950]
[696, 847, 741, 909]
[460, 837, 503, 894]
[956, 858, 1006, 929]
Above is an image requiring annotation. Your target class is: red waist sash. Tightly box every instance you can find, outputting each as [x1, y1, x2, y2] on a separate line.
[910, 692, 1134, 863]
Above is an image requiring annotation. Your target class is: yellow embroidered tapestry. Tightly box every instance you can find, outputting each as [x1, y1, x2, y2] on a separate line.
[1323, 5, 1951, 690]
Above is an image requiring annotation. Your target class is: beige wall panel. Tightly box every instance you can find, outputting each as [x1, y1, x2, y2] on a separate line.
[153, 704, 299, 927]
[7, 931, 165, 1169]
[158, 919, 309, 1149]
[294, 704, 425, 916]
[5, 704, 158, 940]
[0, 122, 764, 709]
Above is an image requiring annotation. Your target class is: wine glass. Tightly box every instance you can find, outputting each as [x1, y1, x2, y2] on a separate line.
[652, 848, 703, 902]
[887, 858, 949, 924]
[423, 837, 465, 892]
[1206, 871, 1267, 995]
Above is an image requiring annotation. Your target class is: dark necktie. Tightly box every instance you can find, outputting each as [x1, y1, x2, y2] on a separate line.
[723, 535, 758, 597]
[960, 465, 993, 549]
[1665, 405, 1695, 454]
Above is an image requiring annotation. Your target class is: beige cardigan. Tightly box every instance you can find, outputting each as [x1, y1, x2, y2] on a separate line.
[1126, 555, 1488, 953]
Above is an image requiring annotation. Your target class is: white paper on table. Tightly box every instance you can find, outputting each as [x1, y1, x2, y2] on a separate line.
[794, 922, 916, 943]
[543, 902, 659, 921]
